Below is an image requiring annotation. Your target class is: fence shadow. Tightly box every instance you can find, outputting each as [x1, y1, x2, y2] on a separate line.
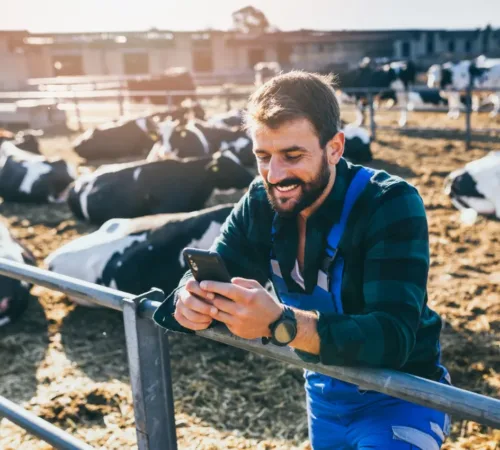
[366, 158, 417, 179]
[59, 305, 129, 382]
[0, 294, 49, 404]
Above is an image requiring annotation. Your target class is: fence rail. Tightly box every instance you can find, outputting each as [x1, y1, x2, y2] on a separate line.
[1, 84, 498, 149]
[0, 258, 499, 449]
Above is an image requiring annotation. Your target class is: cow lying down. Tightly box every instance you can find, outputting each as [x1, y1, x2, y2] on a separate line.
[67, 150, 254, 224]
[0, 141, 76, 203]
[0, 221, 35, 326]
[45, 204, 234, 306]
[445, 151, 500, 219]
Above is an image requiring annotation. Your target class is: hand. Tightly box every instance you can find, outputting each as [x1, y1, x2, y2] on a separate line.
[199, 277, 283, 340]
[174, 278, 218, 331]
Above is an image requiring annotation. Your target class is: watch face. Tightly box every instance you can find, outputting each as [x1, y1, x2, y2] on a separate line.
[274, 320, 296, 344]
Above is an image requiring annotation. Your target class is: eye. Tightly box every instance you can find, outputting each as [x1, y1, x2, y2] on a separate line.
[256, 154, 270, 162]
[285, 153, 302, 161]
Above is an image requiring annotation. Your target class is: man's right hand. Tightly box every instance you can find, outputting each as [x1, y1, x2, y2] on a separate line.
[174, 278, 217, 331]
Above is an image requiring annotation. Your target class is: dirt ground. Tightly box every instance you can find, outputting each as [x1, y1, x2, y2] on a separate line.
[0, 105, 499, 449]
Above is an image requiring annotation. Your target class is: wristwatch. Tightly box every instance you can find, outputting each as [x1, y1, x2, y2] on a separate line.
[263, 306, 297, 347]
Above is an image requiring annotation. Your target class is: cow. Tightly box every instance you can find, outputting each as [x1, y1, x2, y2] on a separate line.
[45, 204, 234, 306]
[206, 109, 245, 129]
[342, 123, 372, 163]
[336, 59, 417, 127]
[148, 102, 206, 123]
[0, 141, 76, 203]
[0, 221, 35, 326]
[67, 150, 254, 224]
[444, 151, 500, 220]
[0, 129, 41, 155]
[127, 67, 197, 106]
[72, 117, 159, 161]
[147, 119, 254, 166]
[427, 60, 500, 118]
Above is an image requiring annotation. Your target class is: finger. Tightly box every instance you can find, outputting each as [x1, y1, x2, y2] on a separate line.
[185, 279, 215, 301]
[183, 294, 218, 316]
[231, 277, 260, 289]
[210, 309, 236, 325]
[176, 308, 212, 331]
[181, 306, 214, 324]
[199, 280, 248, 303]
[212, 296, 240, 315]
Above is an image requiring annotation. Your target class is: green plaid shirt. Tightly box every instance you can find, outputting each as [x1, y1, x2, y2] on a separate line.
[154, 158, 445, 381]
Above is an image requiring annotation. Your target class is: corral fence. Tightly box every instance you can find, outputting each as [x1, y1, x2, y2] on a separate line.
[1, 81, 498, 150]
[0, 258, 499, 449]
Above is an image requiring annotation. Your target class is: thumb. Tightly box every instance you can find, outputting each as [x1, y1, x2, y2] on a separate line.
[231, 277, 259, 289]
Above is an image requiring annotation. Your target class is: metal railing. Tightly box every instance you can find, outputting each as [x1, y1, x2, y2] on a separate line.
[1, 84, 498, 150]
[341, 85, 500, 149]
[0, 257, 499, 449]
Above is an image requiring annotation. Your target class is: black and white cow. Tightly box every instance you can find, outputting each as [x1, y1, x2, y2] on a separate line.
[45, 204, 234, 305]
[72, 117, 159, 160]
[0, 221, 35, 326]
[67, 150, 254, 224]
[147, 119, 254, 166]
[337, 59, 417, 127]
[0, 141, 76, 203]
[342, 124, 372, 163]
[206, 109, 245, 129]
[445, 151, 500, 220]
[0, 129, 41, 155]
[427, 60, 500, 118]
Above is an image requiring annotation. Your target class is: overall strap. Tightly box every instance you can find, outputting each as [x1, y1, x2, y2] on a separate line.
[326, 167, 375, 313]
[326, 167, 375, 255]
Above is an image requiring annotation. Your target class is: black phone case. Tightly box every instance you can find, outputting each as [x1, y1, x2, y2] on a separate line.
[182, 248, 232, 283]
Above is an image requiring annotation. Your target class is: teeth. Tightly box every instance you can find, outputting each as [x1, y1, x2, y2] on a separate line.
[275, 184, 298, 192]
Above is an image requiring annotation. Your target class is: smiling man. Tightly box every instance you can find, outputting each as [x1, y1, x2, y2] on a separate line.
[154, 71, 450, 449]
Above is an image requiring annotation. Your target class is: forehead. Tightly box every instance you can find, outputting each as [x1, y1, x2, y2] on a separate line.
[250, 118, 319, 150]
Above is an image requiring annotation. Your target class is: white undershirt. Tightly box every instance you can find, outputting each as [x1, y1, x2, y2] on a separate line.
[291, 259, 306, 290]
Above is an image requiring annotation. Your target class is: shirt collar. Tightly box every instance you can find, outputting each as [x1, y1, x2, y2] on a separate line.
[272, 157, 351, 234]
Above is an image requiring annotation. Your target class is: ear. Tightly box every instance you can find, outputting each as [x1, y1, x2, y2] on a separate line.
[324, 131, 345, 165]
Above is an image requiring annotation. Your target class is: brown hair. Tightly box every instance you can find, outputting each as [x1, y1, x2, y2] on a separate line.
[244, 70, 340, 148]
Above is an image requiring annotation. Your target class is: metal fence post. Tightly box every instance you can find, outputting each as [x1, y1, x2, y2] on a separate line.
[122, 289, 178, 450]
[73, 91, 83, 132]
[225, 86, 232, 112]
[465, 84, 472, 150]
[118, 90, 125, 118]
[167, 92, 173, 110]
[368, 93, 376, 140]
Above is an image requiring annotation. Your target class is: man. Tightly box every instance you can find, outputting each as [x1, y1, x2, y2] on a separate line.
[154, 71, 450, 449]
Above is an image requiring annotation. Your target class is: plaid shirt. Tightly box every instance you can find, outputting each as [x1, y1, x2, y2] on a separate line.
[154, 158, 445, 381]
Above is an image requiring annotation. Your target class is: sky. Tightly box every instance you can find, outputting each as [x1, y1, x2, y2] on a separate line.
[2, 0, 499, 33]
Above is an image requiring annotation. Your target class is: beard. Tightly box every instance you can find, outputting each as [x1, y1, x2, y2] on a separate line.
[264, 153, 331, 218]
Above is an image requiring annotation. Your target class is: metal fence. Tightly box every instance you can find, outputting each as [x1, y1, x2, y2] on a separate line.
[0, 258, 499, 449]
[0, 83, 498, 150]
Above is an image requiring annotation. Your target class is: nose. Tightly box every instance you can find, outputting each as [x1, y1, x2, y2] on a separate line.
[266, 156, 287, 186]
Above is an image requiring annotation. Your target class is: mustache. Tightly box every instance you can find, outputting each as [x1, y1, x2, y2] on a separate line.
[266, 178, 303, 188]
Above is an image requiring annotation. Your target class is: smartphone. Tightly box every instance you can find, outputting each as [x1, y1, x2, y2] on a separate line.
[182, 248, 232, 283]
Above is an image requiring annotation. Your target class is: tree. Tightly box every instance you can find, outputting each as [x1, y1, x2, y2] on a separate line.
[231, 6, 275, 34]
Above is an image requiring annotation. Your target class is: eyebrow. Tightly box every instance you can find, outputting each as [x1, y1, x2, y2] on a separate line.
[254, 146, 305, 154]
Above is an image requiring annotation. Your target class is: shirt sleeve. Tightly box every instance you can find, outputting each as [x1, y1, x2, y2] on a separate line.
[302, 184, 431, 369]
[153, 180, 271, 332]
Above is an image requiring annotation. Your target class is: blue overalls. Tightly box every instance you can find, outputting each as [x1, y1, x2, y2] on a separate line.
[270, 168, 450, 449]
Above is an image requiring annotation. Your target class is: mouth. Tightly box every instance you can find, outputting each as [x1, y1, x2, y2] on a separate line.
[274, 183, 300, 194]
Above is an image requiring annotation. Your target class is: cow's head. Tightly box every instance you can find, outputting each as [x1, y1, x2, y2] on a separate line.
[448, 61, 471, 90]
[205, 150, 255, 189]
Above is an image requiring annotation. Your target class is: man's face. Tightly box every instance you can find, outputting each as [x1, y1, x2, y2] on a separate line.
[251, 118, 334, 218]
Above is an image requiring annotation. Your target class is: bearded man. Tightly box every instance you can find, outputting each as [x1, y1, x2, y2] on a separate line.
[154, 71, 450, 449]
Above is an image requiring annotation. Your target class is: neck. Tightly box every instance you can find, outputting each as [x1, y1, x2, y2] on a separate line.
[299, 165, 336, 222]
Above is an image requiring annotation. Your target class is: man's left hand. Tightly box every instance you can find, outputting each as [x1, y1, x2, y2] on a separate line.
[199, 277, 283, 340]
